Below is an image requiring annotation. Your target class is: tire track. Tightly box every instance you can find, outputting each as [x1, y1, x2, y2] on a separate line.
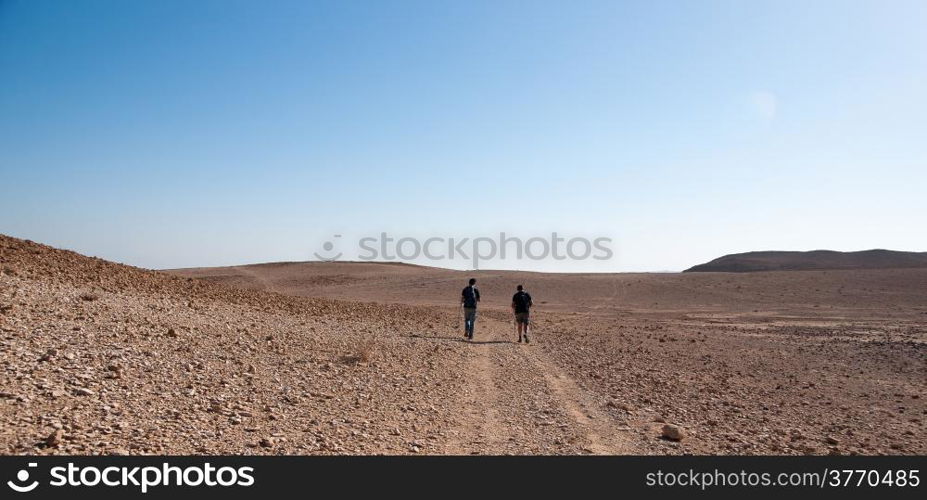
[439, 313, 638, 454]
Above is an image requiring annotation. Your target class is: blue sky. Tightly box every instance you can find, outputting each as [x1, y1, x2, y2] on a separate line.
[1, 0, 925, 271]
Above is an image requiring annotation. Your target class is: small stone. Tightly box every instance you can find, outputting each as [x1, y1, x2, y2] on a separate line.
[46, 429, 63, 447]
[167, 328, 178, 338]
[825, 436, 840, 445]
[606, 400, 633, 412]
[259, 438, 274, 448]
[662, 424, 687, 441]
[73, 387, 94, 397]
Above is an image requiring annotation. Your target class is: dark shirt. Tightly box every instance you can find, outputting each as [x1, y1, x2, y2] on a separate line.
[461, 286, 480, 308]
[512, 291, 532, 313]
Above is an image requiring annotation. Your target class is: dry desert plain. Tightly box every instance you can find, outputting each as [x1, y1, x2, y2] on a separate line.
[1, 234, 924, 455]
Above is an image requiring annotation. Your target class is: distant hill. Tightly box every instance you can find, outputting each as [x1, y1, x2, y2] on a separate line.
[684, 249, 927, 273]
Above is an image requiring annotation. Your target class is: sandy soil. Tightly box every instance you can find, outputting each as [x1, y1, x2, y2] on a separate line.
[1, 235, 923, 455]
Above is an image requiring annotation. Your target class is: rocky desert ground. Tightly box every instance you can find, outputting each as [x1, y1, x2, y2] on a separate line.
[1, 234, 924, 455]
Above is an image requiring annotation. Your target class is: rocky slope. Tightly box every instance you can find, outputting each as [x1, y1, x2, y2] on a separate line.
[0, 236, 473, 454]
[0, 235, 633, 455]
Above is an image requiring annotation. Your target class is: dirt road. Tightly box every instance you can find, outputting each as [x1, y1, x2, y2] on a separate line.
[429, 313, 635, 454]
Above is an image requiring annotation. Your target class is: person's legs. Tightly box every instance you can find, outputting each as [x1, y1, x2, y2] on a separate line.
[515, 313, 529, 342]
[464, 308, 477, 339]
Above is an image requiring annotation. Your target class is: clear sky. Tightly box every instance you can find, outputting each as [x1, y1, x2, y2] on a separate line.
[1, 0, 925, 272]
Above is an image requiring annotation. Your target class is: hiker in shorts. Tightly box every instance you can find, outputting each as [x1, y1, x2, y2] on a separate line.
[512, 284, 533, 343]
[461, 278, 480, 340]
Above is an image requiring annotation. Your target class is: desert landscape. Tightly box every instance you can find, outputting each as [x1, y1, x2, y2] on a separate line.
[1, 234, 924, 456]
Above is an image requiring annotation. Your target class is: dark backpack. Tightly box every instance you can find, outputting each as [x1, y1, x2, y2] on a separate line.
[513, 291, 531, 312]
[462, 286, 478, 308]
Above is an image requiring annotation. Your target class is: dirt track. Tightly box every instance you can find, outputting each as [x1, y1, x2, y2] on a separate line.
[434, 313, 633, 455]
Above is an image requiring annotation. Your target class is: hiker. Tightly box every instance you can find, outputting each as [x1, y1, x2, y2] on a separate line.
[461, 278, 480, 340]
[511, 284, 533, 343]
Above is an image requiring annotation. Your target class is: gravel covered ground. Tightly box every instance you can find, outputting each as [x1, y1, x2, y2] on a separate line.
[2, 234, 924, 455]
[0, 235, 630, 455]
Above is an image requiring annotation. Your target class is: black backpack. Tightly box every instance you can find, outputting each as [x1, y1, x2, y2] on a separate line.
[513, 291, 531, 311]
[462, 286, 478, 308]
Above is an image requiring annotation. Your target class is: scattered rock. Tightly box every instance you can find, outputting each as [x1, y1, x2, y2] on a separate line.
[662, 424, 687, 441]
[39, 348, 59, 362]
[606, 400, 633, 412]
[45, 429, 63, 447]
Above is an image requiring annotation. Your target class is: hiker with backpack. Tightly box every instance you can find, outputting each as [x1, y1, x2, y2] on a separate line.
[460, 278, 480, 340]
[512, 284, 533, 343]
